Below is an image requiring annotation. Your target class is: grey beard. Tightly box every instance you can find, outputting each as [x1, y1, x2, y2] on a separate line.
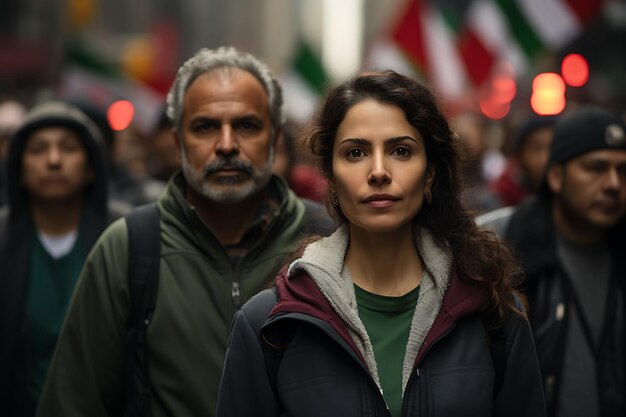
[181, 147, 274, 204]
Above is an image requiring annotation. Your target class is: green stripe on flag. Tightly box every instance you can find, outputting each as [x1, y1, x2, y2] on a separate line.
[494, 0, 544, 59]
[440, 8, 462, 32]
[66, 38, 124, 79]
[293, 40, 328, 95]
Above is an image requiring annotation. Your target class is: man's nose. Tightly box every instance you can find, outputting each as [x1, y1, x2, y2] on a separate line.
[216, 126, 239, 157]
[605, 166, 622, 190]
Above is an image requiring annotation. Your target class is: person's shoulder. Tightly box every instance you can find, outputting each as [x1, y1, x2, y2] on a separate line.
[241, 288, 278, 316]
[475, 205, 516, 237]
[238, 288, 278, 334]
[107, 199, 133, 223]
[89, 216, 130, 259]
[298, 197, 337, 237]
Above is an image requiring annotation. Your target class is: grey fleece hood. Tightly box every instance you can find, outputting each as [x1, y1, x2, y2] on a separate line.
[287, 224, 453, 395]
[6, 101, 108, 224]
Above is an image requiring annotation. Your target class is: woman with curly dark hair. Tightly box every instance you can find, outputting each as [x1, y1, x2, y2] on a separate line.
[217, 70, 545, 417]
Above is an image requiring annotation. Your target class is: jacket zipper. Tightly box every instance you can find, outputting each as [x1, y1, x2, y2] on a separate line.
[230, 211, 282, 310]
[403, 326, 456, 416]
[379, 387, 390, 415]
[231, 281, 241, 308]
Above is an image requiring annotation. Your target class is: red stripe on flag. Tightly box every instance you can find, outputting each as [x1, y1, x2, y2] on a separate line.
[392, 0, 429, 74]
[563, 0, 604, 24]
[457, 28, 495, 86]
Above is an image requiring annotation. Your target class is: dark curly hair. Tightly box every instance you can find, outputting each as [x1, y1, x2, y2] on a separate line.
[301, 70, 523, 324]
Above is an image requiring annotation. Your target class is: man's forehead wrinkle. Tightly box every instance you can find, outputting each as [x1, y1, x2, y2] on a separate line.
[208, 67, 246, 85]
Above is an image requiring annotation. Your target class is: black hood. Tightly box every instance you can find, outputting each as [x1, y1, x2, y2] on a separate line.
[6, 101, 109, 224]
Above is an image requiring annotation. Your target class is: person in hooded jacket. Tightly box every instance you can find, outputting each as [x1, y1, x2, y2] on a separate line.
[0, 101, 129, 417]
[216, 70, 546, 417]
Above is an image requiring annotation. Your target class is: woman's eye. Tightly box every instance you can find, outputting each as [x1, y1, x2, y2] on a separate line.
[393, 146, 411, 157]
[347, 149, 364, 159]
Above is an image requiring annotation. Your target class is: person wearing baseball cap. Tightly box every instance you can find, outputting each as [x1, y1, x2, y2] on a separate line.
[478, 105, 626, 417]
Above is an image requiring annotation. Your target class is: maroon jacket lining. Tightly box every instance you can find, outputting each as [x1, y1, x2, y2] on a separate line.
[270, 264, 489, 370]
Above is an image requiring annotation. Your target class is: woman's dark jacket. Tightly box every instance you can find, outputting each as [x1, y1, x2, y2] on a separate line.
[217, 227, 545, 417]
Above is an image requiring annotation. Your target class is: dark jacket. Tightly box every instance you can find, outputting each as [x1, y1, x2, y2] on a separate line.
[0, 101, 127, 417]
[500, 196, 626, 417]
[217, 226, 545, 417]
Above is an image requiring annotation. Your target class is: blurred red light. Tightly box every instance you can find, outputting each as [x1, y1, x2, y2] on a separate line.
[492, 75, 517, 103]
[561, 53, 589, 87]
[106, 100, 135, 131]
[480, 96, 510, 120]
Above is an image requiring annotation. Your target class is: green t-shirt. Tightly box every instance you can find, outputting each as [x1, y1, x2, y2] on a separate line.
[25, 232, 86, 417]
[355, 284, 420, 417]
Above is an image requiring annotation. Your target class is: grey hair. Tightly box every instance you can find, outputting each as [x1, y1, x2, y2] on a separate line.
[166, 46, 285, 134]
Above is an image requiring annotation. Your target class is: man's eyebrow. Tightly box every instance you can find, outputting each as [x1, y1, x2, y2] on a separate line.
[189, 115, 218, 124]
[234, 114, 264, 123]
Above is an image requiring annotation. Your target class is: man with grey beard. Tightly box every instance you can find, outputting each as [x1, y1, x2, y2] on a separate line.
[37, 47, 335, 417]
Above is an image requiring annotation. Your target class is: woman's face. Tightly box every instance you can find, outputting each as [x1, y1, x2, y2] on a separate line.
[331, 99, 434, 234]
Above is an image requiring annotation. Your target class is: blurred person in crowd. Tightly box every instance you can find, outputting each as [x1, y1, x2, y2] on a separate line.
[37, 46, 335, 417]
[112, 126, 166, 202]
[146, 107, 180, 182]
[272, 120, 328, 202]
[70, 99, 165, 206]
[0, 99, 27, 206]
[0, 101, 130, 417]
[271, 121, 295, 180]
[491, 115, 557, 207]
[217, 70, 545, 417]
[452, 111, 504, 213]
[288, 162, 328, 201]
[478, 106, 626, 417]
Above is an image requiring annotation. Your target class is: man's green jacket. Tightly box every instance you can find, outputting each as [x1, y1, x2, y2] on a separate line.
[37, 172, 334, 417]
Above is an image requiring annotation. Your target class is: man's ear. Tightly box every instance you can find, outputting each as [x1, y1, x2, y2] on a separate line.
[272, 128, 283, 162]
[546, 164, 564, 194]
[173, 128, 181, 150]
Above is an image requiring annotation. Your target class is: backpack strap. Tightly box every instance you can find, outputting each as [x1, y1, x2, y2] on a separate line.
[124, 203, 161, 417]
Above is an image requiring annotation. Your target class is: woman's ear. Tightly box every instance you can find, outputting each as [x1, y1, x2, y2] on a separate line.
[425, 166, 435, 191]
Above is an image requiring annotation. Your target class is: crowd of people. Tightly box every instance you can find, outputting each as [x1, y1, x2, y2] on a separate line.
[0, 46, 624, 417]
